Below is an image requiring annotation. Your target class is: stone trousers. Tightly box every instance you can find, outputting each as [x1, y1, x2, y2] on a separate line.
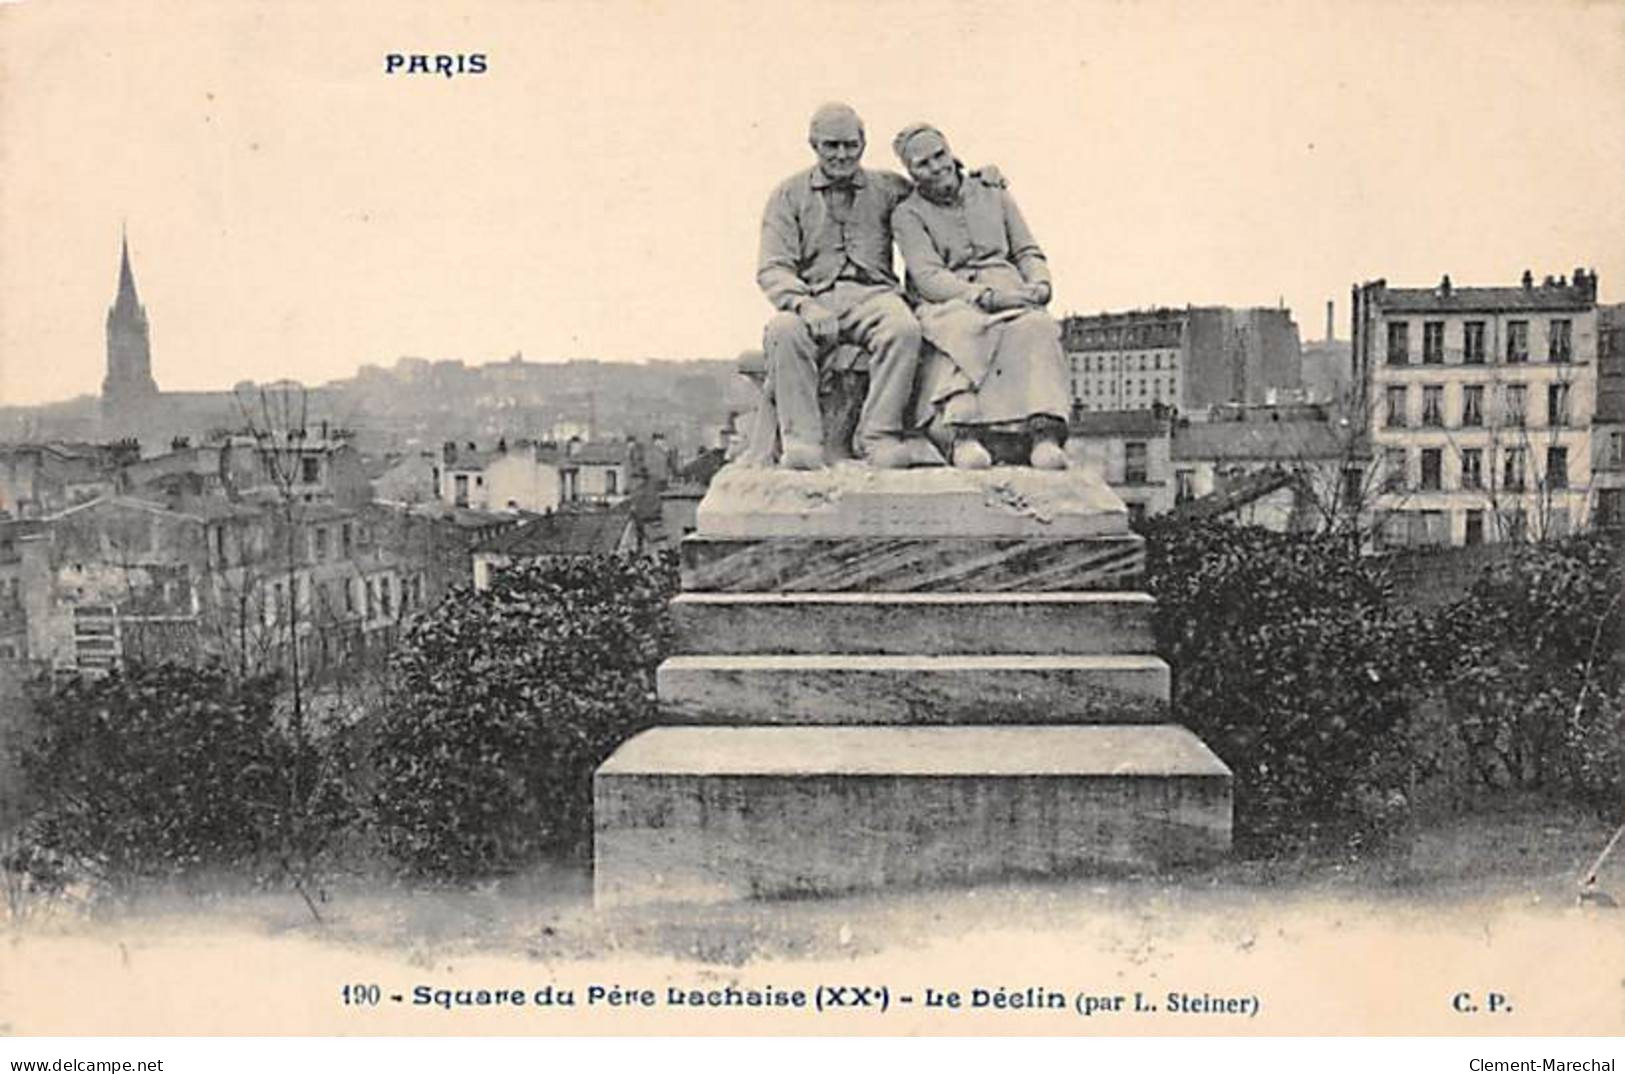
[760, 282, 923, 459]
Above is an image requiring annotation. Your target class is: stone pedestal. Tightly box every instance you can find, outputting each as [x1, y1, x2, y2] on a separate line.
[594, 462, 1232, 904]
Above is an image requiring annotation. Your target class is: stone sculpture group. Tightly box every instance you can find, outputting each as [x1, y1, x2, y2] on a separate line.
[742, 102, 1073, 473]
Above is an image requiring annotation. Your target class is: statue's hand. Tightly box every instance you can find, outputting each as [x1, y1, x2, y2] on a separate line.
[970, 163, 1007, 189]
[798, 299, 839, 346]
[976, 287, 1031, 313]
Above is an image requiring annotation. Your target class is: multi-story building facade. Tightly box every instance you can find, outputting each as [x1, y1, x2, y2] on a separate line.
[1061, 307, 1302, 417]
[1354, 270, 1601, 546]
[14, 493, 428, 677]
[1593, 302, 1625, 529]
[1066, 410, 1175, 525]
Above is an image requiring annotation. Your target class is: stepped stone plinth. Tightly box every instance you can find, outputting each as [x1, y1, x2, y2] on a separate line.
[593, 460, 1232, 904]
[596, 726, 1232, 905]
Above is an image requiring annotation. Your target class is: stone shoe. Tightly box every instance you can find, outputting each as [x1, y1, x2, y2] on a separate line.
[1029, 440, 1068, 470]
[780, 440, 826, 470]
[952, 438, 993, 470]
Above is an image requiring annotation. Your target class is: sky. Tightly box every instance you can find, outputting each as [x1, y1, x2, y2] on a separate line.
[1, 0, 1622, 405]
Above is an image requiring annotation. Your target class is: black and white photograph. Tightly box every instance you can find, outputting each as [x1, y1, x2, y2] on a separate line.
[0, 0, 1622, 1065]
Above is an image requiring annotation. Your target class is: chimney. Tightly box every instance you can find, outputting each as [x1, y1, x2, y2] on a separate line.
[1577, 268, 1598, 302]
[1439, 274, 1452, 297]
[1325, 300, 1334, 343]
[567, 435, 581, 458]
[442, 440, 457, 463]
[1522, 270, 1534, 290]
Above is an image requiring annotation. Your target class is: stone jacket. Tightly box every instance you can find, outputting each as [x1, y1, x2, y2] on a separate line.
[756, 166, 913, 311]
[891, 178, 1051, 305]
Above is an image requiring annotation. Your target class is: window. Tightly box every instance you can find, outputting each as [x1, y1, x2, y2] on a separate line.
[1548, 319, 1572, 363]
[1387, 322, 1410, 365]
[1421, 385, 1444, 427]
[1124, 441, 1148, 484]
[1385, 385, 1408, 427]
[341, 523, 353, 557]
[1464, 321, 1486, 364]
[1598, 489, 1625, 529]
[1507, 320, 1529, 363]
[1610, 431, 1625, 468]
[1504, 384, 1527, 426]
[1377, 511, 1408, 550]
[1547, 382, 1570, 427]
[1420, 448, 1442, 491]
[345, 578, 355, 614]
[1465, 509, 1485, 546]
[454, 473, 469, 507]
[1342, 465, 1364, 505]
[1423, 321, 1444, 363]
[606, 470, 619, 496]
[1500, 507, 1527, 543]
[301, 455, 320, 485]
[1545, 446, 1568, 490]
[1175, 469, 1195, 504]
[1383, 447, 1408, 492]
[313, 527, 329, 562]
[1412, 510, 1449, 546]
[1503, 447, 1525, 491]
[1461, 448, 1483, 490]
[1462, 384, 1484, 427]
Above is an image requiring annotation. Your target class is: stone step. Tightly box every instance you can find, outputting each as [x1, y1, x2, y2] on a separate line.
[594, 724, 1233, 904]
[670, 591, 1155, 655]
[680, 534, 1145, 593]
[656, 653, 1170, 724]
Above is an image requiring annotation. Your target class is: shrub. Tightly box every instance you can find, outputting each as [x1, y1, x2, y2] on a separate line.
[6, 663, 355, 893]
[370, 552, 677, 880]
[1142, 518, 1429, 850]
[1430, 534, 1625, 807]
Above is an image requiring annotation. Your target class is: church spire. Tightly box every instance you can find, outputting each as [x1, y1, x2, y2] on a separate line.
[114, 227, 142, 314]
[103, 229, 158, 421]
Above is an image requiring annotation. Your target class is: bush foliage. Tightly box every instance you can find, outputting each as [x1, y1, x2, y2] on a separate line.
[369, 553, 677, 879]
[1429, 534, 1625, 807]
[1141, 519, 1429, 849]
[6, 664, 356, 892]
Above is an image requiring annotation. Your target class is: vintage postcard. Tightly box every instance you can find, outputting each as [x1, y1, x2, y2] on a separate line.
[1, 0, 1623, 1058]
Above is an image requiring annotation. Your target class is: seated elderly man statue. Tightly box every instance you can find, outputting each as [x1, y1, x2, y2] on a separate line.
[746, 102, 1008, 471]
[890, 123, 1072, 470]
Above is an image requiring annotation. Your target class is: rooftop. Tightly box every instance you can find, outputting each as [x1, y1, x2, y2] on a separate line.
[475, 506, 635, 557]
[1172, 419, 1350, 461]
[1367, 271, 1598, 314]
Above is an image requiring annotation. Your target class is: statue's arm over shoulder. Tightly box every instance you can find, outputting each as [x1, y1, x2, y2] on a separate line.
[757, 183, 810, 311]
[1001, 189, 1051, 287]
[892, 202, 982, 304]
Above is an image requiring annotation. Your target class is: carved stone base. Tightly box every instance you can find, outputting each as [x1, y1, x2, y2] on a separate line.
[696, 461, 1129, 539]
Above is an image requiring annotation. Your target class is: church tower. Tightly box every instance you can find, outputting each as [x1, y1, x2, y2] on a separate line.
[102, 232, 160, 424]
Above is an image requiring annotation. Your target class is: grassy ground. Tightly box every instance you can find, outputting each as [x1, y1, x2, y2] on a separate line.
[9, 795, 1617, 962]
[5, 797, 1623, 1035]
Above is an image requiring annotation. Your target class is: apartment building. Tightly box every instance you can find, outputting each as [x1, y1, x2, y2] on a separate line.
[1354, 270, 1600, 546]
[1061, 307, 1302, 416]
